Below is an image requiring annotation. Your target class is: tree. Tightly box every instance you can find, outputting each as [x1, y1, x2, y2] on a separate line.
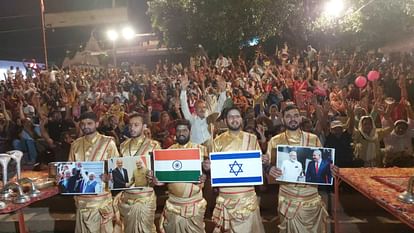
[309, 0, 414, 49]
[147, 0, 414, 56]
[147, 0, 299, 56]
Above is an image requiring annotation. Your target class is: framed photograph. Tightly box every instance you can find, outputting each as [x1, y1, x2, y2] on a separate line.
[107, 156, 152, 190]
[276, 145, 335, 185]
[56, 161, 105, 195]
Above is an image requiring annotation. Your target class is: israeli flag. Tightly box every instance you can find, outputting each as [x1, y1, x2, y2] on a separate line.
[210, 150, 263, 187]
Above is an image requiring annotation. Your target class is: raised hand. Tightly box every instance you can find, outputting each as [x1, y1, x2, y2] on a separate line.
[180, 74, 189, 90]
[31, 94, 40, 107]
[217, 75, 227, 92]
[322, 100, 331, 114]
[40, 116, 48, 125]
[256, 124, 265, 138]
[344, 100, 354, 116]
[198, 71, 206, 83]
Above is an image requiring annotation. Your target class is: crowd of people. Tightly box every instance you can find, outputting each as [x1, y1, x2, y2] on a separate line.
[2, 43, 414, 232]
[2, 44, 414, 169]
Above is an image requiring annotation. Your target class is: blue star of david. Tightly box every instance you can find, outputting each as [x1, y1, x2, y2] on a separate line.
[229, 160, 243, 176]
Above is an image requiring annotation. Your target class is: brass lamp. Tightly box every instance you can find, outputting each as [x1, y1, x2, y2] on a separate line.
[398, 176, 414, 204]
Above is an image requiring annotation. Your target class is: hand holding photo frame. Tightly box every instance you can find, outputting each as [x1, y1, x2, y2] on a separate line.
[56, 161, 105, 195]
[276, 145, 335, 185]
[107, 155, 152, 190]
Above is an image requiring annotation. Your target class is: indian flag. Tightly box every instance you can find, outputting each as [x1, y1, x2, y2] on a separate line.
[153, 148, 202, 182]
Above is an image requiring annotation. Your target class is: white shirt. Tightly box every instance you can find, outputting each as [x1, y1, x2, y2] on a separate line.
[383, 118, 414, 153]
[49, 70, 57, 82]
[307, 48, 317, 62]
[281, 159, 303, 182]
[180, 90, 227, 144]
[82, 179, 100, 193]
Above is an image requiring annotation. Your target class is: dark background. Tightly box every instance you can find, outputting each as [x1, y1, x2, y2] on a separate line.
[0, 0, 152, 64]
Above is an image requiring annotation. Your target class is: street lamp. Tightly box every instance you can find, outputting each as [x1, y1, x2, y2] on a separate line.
[40, 0, 48, 69]
[121, 27, 135, 40]
[106, 29, 119, 67]
[106, 29, 119, 41]
[324, 0, 344, 18]
[106, 26, 137, 67]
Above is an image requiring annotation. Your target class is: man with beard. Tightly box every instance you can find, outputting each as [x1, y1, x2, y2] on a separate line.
[158, 119, 208, 233]
[265, 104, 328, 233]
[82, 172, 99, 193]
[39, 110, 74, 163]
[68, 111, 119, 233]
[305, 150, 332, 184]
[205, 107, 265, 233]
[119, 113, 160, 157]
[98, 115, 124, 147]
[114, 113, 160, 233]
[128, 159, 150, 187]
[43, 110, 73, 144]
[280, 151, 303, 182]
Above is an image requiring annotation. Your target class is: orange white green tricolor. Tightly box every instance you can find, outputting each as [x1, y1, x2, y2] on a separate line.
[153, 148, 201, 182]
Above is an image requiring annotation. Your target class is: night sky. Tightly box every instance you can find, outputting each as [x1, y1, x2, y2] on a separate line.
[0, 0, 151, 64]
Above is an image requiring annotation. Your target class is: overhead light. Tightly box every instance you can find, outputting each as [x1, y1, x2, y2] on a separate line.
[324, 0, 344, 18]
[122, 27, 135, 40]
[107, 29, 118, 41]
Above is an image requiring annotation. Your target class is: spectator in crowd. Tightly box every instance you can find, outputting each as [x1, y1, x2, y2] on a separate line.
[324, 102, 355, 167]
[382, 100, 414, 167]
[179, 74, 227, 147]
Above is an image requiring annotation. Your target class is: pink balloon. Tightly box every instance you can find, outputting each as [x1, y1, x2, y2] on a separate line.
[355, 76, 367, 88]
[367, 70, 380, 81]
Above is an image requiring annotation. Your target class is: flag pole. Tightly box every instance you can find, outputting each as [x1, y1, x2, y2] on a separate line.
[40, 0, 48, 69]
